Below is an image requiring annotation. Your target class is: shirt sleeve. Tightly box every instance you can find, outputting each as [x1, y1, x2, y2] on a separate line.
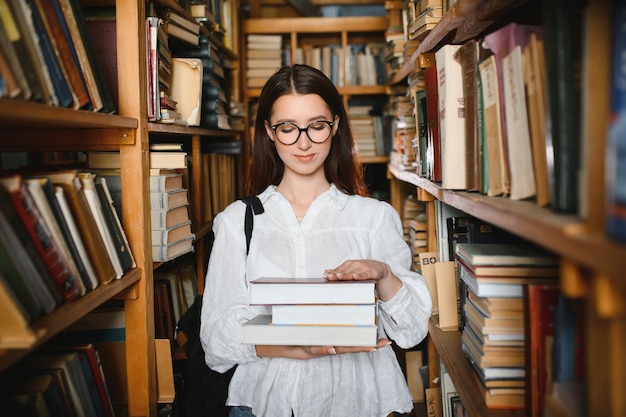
[199, 202, 261, 372]
[372, 202, 433, 349]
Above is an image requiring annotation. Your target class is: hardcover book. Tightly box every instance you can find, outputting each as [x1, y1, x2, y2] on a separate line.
[242, 314, 378, 347]
[271, 303, 377, 326]
[435, 43, 466, 190]
[454, 243, 558, 267]
[249, 277, 376, 305]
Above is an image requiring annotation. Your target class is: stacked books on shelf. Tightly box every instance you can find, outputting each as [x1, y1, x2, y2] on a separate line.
[243, 278, 378, 346]
[453, 242, 559, 410]
[246, 34, 284, 89]
[407, 0, 443, 41]
[0, 0, 115, 112]
[169, 33, 231, 129]
[86, 146, 195, 263]
[146, 2, 204, 125]
[348, 105, 385, 158]
[0, 170, 135, 342]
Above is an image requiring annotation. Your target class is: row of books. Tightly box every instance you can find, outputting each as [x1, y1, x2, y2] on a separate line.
[154, 259, 199, 346]
[399, 20, 582, 215]
[0, 343, 116, 417]
[0, 0, 115, 112]
[242, 278, 378, 347]
[244, 34, 388, 89]
[0, 170, 135, 343]
[86, 147, 196, 263]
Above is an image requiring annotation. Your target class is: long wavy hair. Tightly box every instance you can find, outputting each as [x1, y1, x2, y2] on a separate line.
[245, 64, 367, 197]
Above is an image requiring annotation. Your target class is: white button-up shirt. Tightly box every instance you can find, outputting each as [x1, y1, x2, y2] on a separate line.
[200, 184, 432, 417]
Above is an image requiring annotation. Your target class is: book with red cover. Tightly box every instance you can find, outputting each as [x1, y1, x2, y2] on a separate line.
[0, 174, 80, 303]
[424, 64, 441, 182]
[524, 284, 559, 417]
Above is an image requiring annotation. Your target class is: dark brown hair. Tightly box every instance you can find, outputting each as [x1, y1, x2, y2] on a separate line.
[245, 64, 367, 196]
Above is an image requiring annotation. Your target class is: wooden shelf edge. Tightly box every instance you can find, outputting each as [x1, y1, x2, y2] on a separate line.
[428, 317, 526, 417]
[244, 84, 388, 99]
[360, 155, 389, 164]
[388, 163, 626, 287]
[0, 99, 137, 130]
[0, 268, 142, 372]
[148, 122, 242, 138]
[243, 16, 389, 33]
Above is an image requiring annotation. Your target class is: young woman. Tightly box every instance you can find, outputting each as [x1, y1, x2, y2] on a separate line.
[200, 64, 432, 417]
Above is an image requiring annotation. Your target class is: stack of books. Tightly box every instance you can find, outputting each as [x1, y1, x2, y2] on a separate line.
[170, 34, 231, 129]
[349, 105, 384, 158]
[453, 242, 559, 410]
[157, 6, 201, 47]
[86, 146, 195, 262]
[242, 278, 378, 346]
[246, 34, 284, 89]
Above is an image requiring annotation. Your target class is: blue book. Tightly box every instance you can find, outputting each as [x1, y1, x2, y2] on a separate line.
[24, 0, 74, 107]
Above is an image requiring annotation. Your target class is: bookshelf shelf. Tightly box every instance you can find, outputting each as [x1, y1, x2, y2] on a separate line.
[428, 318, 526, 417]
[242, 16, 388, 34]
[0, 269, 141, 373]
[387, 0, 623, 415]
[243, 85, 388, 99]
[0, 98, 137, 130]
[148, 122, 242, 138]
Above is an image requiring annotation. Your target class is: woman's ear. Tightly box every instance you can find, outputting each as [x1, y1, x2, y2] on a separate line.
[264, 121, 275, 142]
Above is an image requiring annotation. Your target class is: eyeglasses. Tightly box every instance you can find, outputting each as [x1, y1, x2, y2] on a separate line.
[270, 120, 334, 145]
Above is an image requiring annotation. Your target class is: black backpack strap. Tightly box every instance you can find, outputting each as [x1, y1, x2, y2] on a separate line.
[240, 196, 264, 255]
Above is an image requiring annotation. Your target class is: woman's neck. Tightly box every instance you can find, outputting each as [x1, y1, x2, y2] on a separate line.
[276, 177, 330, 216]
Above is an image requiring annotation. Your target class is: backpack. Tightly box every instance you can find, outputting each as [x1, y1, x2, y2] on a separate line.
[172, 196, 263, 417]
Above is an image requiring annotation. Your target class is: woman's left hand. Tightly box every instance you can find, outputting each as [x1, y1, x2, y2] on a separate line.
[323, 259, 402, 301]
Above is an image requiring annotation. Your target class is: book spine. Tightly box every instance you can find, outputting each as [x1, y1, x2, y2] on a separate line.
[58, 177, 117, 285]
[40, 178, 95, 292]
[1, 176, 80, 302]
[95, 177, 134, 271]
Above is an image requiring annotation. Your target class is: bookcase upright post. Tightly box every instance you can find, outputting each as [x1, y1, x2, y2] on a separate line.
[115, 0, 157, 415]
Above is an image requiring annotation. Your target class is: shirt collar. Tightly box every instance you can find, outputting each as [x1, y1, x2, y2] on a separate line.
[258, 183, 349, 212]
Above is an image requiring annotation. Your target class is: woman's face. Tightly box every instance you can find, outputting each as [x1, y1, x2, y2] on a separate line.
[265, 93, 338, 179]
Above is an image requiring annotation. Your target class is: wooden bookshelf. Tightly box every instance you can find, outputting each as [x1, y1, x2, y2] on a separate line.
[387, 0, 625, 416]
[0, 0, 241, 414]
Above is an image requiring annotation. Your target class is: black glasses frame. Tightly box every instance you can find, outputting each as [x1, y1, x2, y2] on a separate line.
[270, 121, 334, 145]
